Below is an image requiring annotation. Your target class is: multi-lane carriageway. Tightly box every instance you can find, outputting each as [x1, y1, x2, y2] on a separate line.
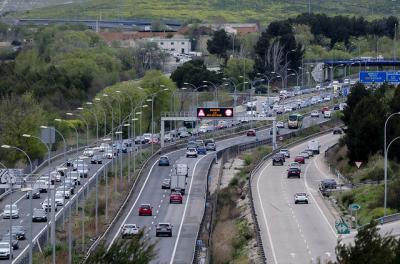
[104, 114, 331, 264]
[253, 133, 341, 264]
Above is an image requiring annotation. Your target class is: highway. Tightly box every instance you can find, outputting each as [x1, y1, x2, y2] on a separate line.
[253, 133, 342, 264]
[105, 114, 333, 264]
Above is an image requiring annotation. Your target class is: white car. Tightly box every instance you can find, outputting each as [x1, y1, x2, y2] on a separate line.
[276, 121, 285, 128]
[42, 199, 57, 212]
[0, 242, 11, 259]
[186, 148, 198, 158]
[99, 143, 109, 152]
[121, 224, 140, 238]
[284, 106, 292, 113]
[294, 193, 309, 204]
[54, 194, 65, 206]
[311, 110, 319, 118]
[83, 149, 94, 157]
[289, 162, 301, 169]
[49, 170, 61, 182]
[2, 204, 19, 219]
[324, 110, 332, 118]
[279, 149, 290, 158]
[66, 171, 81, 185]
[103, 150, 114, 159]
[56, 188, 70, 199]
[300, 151, 310, 159]
[164, 133, 173, 142]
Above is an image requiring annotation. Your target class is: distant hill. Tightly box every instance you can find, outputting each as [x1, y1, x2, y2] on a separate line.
[5, 0, 400, 25]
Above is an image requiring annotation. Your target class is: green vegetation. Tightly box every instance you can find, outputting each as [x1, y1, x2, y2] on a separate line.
[326, 221, 400, 264]
[10, 0, 400, 25]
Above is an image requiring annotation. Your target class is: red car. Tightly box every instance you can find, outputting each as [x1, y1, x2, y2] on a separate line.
[170, 192, 183, 204]
[138, 204, 153, 216]
[247, 129, 256, 136]
[294, 155, 305, 164]
[321, 106, 330, 114]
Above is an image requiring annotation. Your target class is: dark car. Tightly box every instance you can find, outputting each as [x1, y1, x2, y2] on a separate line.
[1, 235, 18, 250]
[196, 146, 207, 155]
[161, 179, 171, 189]
[25, 189, 40, 199]
[287, 167, 301, 178]
[270, 128, 280, 135]
[206, 143, 216, 151]
[32, 208, 47, 222]
[91, 154, 103, 164]
[333, 128, 343, 134]
[10, 226, 25, 240]
[333, 105, 340, 110]
[155, 223, 173, 237]
[247, 129, 256, 136]
[272, 154, 284, 166]
[204, 139, 215, 145]
[294, 155, 305, 164]
[158, 156, 170, 166]
[320, 179, 337, 190]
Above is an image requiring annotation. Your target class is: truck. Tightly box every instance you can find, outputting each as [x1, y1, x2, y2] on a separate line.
[307, 140, 320, 154]
[246, 101, 257, 116]
[170, 164, 188, 194]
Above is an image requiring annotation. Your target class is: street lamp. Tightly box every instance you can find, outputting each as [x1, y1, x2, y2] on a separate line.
[384, 112, 400, 216]
[22, 134, 51, 166]
[288, 68, 299, 87]
[285, 49, 296, 88]
[148, 88, 169, 154]
[55, 119, 79, 153]
[66, 112, 89, 147]
[40, 125, 67, 162]
[2, 144, 33, 173]
[202, 80, 219, 102]
[94, 98, 107, 137]
[84, 103, 99, 145]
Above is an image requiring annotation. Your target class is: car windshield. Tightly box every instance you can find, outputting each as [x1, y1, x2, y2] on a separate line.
[188, 148, 196, 151]
[297, 193, 307, 196]
[4, 205, 17, 211]
[158, 224, 170, 228]
[141, 205, 150, 209]
[0, 243, 8, 248]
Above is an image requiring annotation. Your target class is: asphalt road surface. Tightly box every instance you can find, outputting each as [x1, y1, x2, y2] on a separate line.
[253, 133, 342, 264]
[105, 114, 331, 264]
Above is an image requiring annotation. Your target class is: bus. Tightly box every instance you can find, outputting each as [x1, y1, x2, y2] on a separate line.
[288, 113, 303, 129]
[246, 101, 257, 116]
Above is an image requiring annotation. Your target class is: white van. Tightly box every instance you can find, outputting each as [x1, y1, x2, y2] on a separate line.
[324, 110, 332, 118]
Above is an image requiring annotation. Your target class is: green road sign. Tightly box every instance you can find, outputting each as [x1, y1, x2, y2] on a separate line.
[349, 203, 361, 211]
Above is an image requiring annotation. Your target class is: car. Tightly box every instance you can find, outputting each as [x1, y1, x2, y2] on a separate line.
[143, 133, 152, 143]
[138, 204, 153, 216]
[0, 242, 11, 259]
[41, 199, 58, 212]
[304, 149, 314, 157]
[91, 154, 103, 164]
[114, 143, 128, 153]
[75, 164, 89, 178]
[179, 131, 190, 138]
[60, 181, 75, 195]
[103, 149, 114, 159]
[333, 128, 343, 134]
[48, 170, 61, 183]
[56, 189, 70, 199]
[270, 127, 280, 135]
[2, 204, 19, 219]
[134, 136, 144, 144]
[311, 110, 319, 118]
[324, 110, 332, 118]
[99, 143, 110, 152]
[276, 121, 285, 128]
[300, 151, 310, 159]
[321, 106, 330, 114]
[289, 162, 301, 169]
[206, 142, 216, 151]
[186, 148, 198, 158]
[204, 139, 215, 145]
[320, 179, 338, 190]
[195, 139, 204, 147]
[280, 149, 290, 158]
[54, 194, 65, 206]
[161, 178, 171, 189]
[10, 226, 25, 240]
[247, 129, 256, 136]
[66, 171, 81, 185]
[148, 137, 159, 144]
[121, 224, 140, 238]
[169, 192, 183, 204]
[158, 156, 170, 166]
[272, 154, 284, 166]
[1, 234, 18, 250]
[164, 133, 173, 142]
[196, 145, 207, 155]
[287, 167, 301, 178]
[123, 139, 133, 147]
[294, 193, 309, 204]
[32, 208, 47, 222]
[83, 149, 94, 157]
[155, 223, 173, 237]
[186, 141, 197, 149]
[333, 104, 340, 110]
[72, 159, 85, 170]
[25, 188, 41, 199]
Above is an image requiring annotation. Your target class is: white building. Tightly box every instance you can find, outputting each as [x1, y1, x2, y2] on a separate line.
[147, 37, 191, 54]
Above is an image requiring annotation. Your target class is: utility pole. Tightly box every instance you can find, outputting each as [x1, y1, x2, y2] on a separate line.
[308, 0, 311, 15]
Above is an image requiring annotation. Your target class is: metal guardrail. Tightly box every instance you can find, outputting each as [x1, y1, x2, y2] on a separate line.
[376, 213, 400, 225]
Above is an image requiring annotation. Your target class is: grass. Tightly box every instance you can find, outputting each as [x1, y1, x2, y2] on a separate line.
[8, 0, 400, 25]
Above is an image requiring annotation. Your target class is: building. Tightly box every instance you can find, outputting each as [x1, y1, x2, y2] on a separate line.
[194, 23, 260, 36]
[99, 31, 178, 47]
[147, 37, 191, 54]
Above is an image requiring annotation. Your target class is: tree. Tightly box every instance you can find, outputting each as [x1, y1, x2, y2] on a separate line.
[86, 230, 157, 264]
[207, 29, 231, 60]
[341, 83, 369, 125]
[332, 221, 400, 264]
[170, 59, 221, 89]
[224, 57, 254, 88]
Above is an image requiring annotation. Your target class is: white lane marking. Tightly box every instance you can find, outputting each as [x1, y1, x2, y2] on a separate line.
[256, 161, 278, 264]
[169, 154, 209, 264]
[158, 205, 161, 208]
[108, 147, 184, 248]
[304, 158, 338, 238]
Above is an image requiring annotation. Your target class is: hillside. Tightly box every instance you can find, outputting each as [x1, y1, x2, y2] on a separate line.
[7, 0, 400, 25]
